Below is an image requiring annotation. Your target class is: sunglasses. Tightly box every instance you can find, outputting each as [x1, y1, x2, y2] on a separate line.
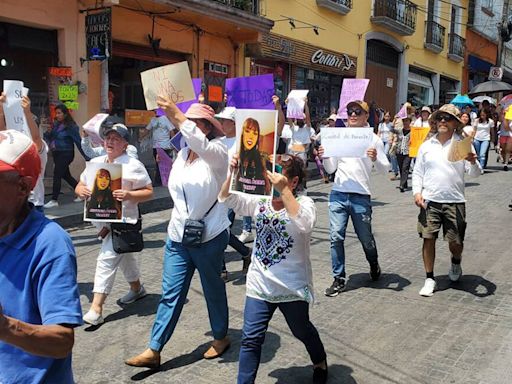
[347, 108, 364, 116]
[435, 113, 455, 122]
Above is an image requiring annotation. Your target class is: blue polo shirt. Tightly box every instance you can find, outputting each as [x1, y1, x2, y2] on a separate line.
[0, 208, 83, 384]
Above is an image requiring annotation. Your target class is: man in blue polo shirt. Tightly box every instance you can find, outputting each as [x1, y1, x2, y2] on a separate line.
[0, 129, 83, 384]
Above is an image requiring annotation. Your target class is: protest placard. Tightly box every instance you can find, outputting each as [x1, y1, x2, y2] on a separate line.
[176, 78, 202, 113]
[84, 162, 124, 222]
[140, 62, 195, 110]
[230, 109, 277, 197]
[83, 113, 109, 146]
[447, 135, 473, 162]
[408, 126, 431, 157]
[58, 85, 79, 101]
[320, 127, 374, 158]
[125, 109, 155, 127]
[156, 148, 173, 186]
[3, 80, 31, 137]
[170, 131, 187, 151]
[64, 101, 79, 110]
[225, 74, 274, 110]
[337, 79, 370, 119]
[286, 90, 309, 119]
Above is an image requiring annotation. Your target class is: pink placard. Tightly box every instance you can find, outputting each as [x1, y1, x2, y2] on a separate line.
[337, 79, 370, 119]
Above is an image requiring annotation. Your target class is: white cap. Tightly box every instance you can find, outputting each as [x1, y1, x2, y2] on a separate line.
[215, 107, 236, 122]
[328, 114, 337, 121]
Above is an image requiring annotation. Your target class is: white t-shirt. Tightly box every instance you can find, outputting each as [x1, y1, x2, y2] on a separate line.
[80, 153, 152, 224]
[29, 141, 48, 207]
[378, 122, 393, 142]
[282, 123, 315, 161]
[221, 136, 237, 161]
[222, 193, 316, 303]
[145, 116, 175, 149]
[167, 120, 231, 243]
[413, 118, 430, 128]
[473, 119, 494, 141]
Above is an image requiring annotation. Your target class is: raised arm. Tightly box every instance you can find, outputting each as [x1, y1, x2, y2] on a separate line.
[273, 95, 285, 137]
[304, 98, 311, 127]
[0, 92, 6, 131]
[21, 96, 43, 151]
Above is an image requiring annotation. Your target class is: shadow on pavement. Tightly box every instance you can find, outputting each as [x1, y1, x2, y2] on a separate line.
[142, 239, 166, 249]
[345, 273, 411, 293]
[82, 294, 161, 332]
[435, 274, 496, 297]
[269, 363, 357, 384]
[78, 282, 94, 302]
[465, 182, 480, 187]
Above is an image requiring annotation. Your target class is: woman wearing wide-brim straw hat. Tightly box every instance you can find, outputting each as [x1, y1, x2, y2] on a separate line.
[126, 96, 232, 369]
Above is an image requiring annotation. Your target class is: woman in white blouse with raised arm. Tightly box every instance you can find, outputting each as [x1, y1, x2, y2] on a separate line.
[126, 97, 231, 369]
[219, 154, 328, 384]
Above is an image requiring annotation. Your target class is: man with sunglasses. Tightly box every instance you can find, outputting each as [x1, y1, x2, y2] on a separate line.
[413, 104, 481, 297]
[318, 100, 390, 296]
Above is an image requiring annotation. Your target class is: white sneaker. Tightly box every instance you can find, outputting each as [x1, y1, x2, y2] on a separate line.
[43, 200, 59, 209]
[238, 230, 254, 243]
[83, 309, 104, 326]
[419, 278, 436, 297]
[74, 197, 83, 203]
[449, 263, 462, 282]
[119, 286, 147, 304]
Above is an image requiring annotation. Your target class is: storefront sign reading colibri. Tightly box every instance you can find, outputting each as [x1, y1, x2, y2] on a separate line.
[311, 50, 355, 71]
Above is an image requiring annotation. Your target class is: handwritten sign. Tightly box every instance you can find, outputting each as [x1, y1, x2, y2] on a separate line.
[225, 74, 274, 110]
[64, 101, 79, 110]
[59, 85, 78, 101]
[156, 148, 173, 186]
[85, 9, 111, 61]
[140, 62, 195, 110]
[176, 78, 202, 113]
[286, 89, 309, 119]
[408, 127, 431, 157]
[83, 113, 109, 146]
[337, 79, 370, 119]
[2, 80, 31, 138]
[208, 85, 223, 102]
[125, 109, 155, 127]
[320, 127, 373, 158]
[448, 135, 473, 162]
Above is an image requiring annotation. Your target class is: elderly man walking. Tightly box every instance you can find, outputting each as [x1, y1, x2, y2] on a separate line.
[413, 104, 481, 297]
[319, 100, 390, 296]
[0, 130, 82, 383]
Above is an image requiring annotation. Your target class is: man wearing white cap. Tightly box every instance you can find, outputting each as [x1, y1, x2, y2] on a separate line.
[0, 130, 82, 383]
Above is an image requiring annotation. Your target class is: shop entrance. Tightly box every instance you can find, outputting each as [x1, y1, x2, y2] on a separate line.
[365, 39, 399, 114]
[0, 22, 58, 122]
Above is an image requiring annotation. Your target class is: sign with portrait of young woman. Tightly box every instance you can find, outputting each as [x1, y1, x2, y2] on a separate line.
[230, 109, 278, 197]
[84, 162, 124, 222]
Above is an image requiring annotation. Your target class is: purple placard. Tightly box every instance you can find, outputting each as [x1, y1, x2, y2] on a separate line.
[176, 78, 202, 113]
[170, 131, 187, 151]
[395, 103, 408, 119]
[156, 148, 173, 186]
[225, 74, 274, 110]
[337, 79, 370, 119]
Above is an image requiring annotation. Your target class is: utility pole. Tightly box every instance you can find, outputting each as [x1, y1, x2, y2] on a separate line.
[497, 0, 511, 67]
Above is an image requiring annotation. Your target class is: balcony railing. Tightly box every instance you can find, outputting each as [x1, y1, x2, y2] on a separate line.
[210, 0, 259, 15]
[424, 20, 445, 53]
[316, 0, 352, 15]
[448, 33, 465, 62]
[371, 0, 417, 36]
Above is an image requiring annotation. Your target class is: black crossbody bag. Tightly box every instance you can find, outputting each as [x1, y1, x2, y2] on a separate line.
[182, 185, 217, 248]
[111, 211, 144, 254]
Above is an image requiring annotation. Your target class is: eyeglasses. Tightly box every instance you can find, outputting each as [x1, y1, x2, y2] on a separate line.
[347, 108, 364, 116]
[435, 113, 455, 122]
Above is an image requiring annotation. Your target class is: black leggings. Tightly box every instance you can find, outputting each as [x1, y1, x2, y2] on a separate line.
[396, 154, 412, 189]
[52, 150, 78, 200]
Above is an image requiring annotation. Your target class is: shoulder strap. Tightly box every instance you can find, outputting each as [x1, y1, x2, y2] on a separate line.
[181, 183, 217, 219]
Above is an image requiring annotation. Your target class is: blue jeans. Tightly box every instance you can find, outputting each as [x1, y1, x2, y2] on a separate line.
[473, 139, 489, 169]
[242, 216, 252, 232]
[149, 230, 229, 351]
[383, 141, 399, 174]
[237, 297, 326, 384]
[329, 191, 379, 278]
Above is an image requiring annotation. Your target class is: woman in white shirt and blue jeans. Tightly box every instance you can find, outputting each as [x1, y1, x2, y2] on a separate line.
[472, 109, 494, 169]
[219, 154, 328, 384]
[126, 98, 231, 368]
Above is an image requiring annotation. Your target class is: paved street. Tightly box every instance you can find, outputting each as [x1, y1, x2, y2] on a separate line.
[71, 156, 512, 384]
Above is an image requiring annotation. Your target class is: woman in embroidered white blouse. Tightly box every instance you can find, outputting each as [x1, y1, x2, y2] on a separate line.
[219, 154, 328, 384]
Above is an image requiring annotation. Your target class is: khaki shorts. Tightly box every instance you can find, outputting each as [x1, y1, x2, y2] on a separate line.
[417, 202, 466, 244]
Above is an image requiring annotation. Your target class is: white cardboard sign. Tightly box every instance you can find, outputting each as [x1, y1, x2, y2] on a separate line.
[320, 127, 374, 158]
[3, 80, 31, 138]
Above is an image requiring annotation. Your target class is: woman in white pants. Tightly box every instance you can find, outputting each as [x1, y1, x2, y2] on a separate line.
[76, 124, 153, 325]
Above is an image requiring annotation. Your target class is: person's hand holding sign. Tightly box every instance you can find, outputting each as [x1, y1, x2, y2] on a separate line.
[75, 184, 91, 200]
[157, 94, 186, 128]
[464, 152, 477, 165]
[266, 170, 289, 194]
[366, 147, 377, 162]
[113, 190, 132, 202]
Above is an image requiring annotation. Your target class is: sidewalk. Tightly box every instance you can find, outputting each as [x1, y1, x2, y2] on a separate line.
[70, 156, 512, 384]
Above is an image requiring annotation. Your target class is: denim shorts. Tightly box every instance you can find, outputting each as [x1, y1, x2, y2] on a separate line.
[417, 202, 466, 244]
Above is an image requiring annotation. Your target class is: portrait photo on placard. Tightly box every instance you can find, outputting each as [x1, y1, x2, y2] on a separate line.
[230, 109, 277, 197]
[84, 162, 123, 222]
